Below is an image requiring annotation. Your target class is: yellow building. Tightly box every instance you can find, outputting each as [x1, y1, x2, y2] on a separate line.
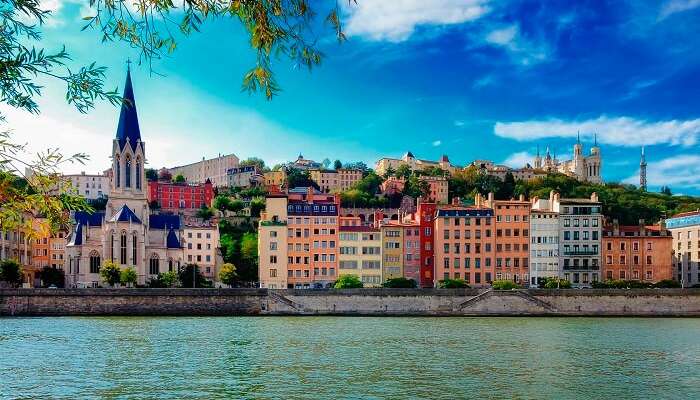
[309, 169, 339, 193]
[258, 195, 288, 289]
[264, 170, 287, 187]
[381, 223, 404, 280]
[339, 225, 383, 287]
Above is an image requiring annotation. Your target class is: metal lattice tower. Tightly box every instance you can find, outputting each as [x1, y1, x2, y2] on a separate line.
[640, 146, 647, 191]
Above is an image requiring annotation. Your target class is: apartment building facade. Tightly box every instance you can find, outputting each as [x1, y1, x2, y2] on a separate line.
[558, 194, 602, 287]
[183, 225, 220, 280]
[602, 222, 673, 283]
[168, 153, 239, 187]
[381, 223, 405, 280]
[258, 196, 288, 289]
[339, 225, 383, 287]
[529, 208, 560, 286]
[147, 179, 214, 212]
[664, 211, 700, 286]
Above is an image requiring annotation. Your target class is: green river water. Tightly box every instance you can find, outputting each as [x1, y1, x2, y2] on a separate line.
[1, 317, 699, 399]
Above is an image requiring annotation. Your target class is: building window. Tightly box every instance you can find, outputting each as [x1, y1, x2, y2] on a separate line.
[89, 252, 100, 274]
[115, 156, 120, 188]
[149, 255, 160, 275]
[132, 233, 137, 264]
[120, 232, 127, 265]
[135, 158, 142, 189]
[125, 156, 132, 188]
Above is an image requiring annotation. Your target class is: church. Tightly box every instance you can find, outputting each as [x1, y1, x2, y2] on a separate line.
[533, 135, 602, 183]
[64, 68, 185, 287]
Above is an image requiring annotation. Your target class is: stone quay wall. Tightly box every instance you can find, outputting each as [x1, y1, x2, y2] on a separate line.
[2, 288, 700, 317]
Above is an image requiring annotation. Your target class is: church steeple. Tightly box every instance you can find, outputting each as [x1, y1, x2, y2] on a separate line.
[115, 63, 142, 151]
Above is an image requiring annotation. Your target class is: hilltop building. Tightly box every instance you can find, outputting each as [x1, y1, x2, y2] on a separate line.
[375, 152, 458, 176]
[169, 153, 239, 187]
[65, 67, 185, 287]
[533, 135, 602, 183]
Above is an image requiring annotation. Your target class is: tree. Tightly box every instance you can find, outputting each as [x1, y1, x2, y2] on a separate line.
[660, 186, 672, 196]
[286, 168, 319, 190]
[492, 280, 519, 290]
[382, 277, 417, 288]
[145, 168, 158, 181]
[438, 278, 470, 289]
[322, 158, 331, 169]
[120, 267, 137, 287]
[395, 164, 412, 180]
[147, 271, 178, 288]
[249, 197, 266, 218]
[178, 264, 211, 288]
[99, 261, 121, 287]
[655, 279, 681, 288]
[158, 169, 173, 182]
[403, 175, 430, 199]
[149, 200, 161, 210]
[174, 174, 186, 183]
[240, 157, 266, 170]
[0, 259, 22, 287]
[213, 195, 232, 211]
[333, 160, 343, 170]
[219, 263, 238, 287]
[39, 266, 64, 288]
[334, 274, 363, 289]
[196, 204, 214, 220]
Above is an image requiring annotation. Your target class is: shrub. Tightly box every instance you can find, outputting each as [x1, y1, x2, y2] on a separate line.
[147, 271, 178, 288]
[382, 277, 418, 288]
[0, 259, 22, 287]
[334, 274, 363, 289]
[120, 267, 137, 286]
[439, 278, 470, 289]
[99, 261, 121, 286]
[219, 263, 238, 287]
[544, 277, 572, 289]
[491, 279, 519, 290]
[40, 266, 64, 288]
[655, 279, 681, 288]
[178, 264, 212, 288]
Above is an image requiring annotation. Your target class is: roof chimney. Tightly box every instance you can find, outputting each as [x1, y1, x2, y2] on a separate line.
[613, 219, 620, 236]
[487, 192, 494, 207]
[519, 194, 525, 202]
[590, 192, 598, 202]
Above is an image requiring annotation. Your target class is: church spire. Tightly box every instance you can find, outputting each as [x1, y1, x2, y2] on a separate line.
[115, 61, 142, 150]
[640, 146, 647, 191]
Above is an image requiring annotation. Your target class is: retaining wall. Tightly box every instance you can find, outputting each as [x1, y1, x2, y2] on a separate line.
[2, 288, 700, 317]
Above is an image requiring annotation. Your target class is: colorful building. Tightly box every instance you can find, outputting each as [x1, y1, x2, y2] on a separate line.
[663, 211, 700, 286]
[339, 218, 383, 287]
[264, 169, 287, 188]
[309, 169, 340, 193]
[558, 194, 602, 287]
[147, 179, 213, 213]
[421, 176, 449, 204]
[433, 203, 494, 286]
[258, 195, 288, 289]
[416, 200, 437, 287]
[258, 188, 341, 289]
[602, 222, 673, 283]
[528, 207, 560, 286]
[380, 222, 405, 280]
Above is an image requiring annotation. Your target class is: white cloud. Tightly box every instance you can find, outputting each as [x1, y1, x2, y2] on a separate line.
[624, 154, 700, 189]
[494, 116, 700, 147]
[454, 120, 465, 127]
[342, 0, 491, 42]
[659, 0, 700, 20]
[502, 151, 535, 168]
[432, 140, 442, 147]
[473, 74, 495, 88]
[484, 24, 549, 65]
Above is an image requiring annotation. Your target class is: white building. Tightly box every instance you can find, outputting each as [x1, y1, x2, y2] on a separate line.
[169, 153, 239, 187]
[183, 225, 220, 281]
[64, 171, 111, 200]
[529, 207, 560, 286]
[534, 136, 602, 183]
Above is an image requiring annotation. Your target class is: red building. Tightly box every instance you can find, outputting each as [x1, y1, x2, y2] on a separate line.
[416, 199, 437, 288]
[148, 179, 213, 212]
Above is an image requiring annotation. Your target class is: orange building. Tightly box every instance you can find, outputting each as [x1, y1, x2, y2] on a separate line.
[602, 222, 673, 283]
[433, 201, 494, 286]
[285, 187, 340, 289]
[483, 194, 531, 285]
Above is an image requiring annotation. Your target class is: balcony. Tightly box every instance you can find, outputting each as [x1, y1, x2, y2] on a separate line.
[563, 250, 598, 256]
[260, 220, 287, 227]
[563, 265, 600, 271]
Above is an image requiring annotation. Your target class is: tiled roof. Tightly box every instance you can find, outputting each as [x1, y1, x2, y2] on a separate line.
[109, 204, 142, 224]
[149, 214, 181, 230]
[74, 211, 104, 226]
[115, 67, 143, 151]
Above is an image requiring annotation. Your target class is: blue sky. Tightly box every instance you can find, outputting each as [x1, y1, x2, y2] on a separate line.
[7, 0, 700, 193]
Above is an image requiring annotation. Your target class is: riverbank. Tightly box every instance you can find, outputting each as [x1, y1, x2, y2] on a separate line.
[3, 288, 700, 316]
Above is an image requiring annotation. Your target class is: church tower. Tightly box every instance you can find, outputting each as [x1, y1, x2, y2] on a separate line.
[107, 64, 148, 221]
[640, 146, 647, 191]
[534, 145, 542, 169]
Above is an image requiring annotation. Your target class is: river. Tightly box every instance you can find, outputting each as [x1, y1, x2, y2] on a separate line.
[1, 317, 699, 399]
